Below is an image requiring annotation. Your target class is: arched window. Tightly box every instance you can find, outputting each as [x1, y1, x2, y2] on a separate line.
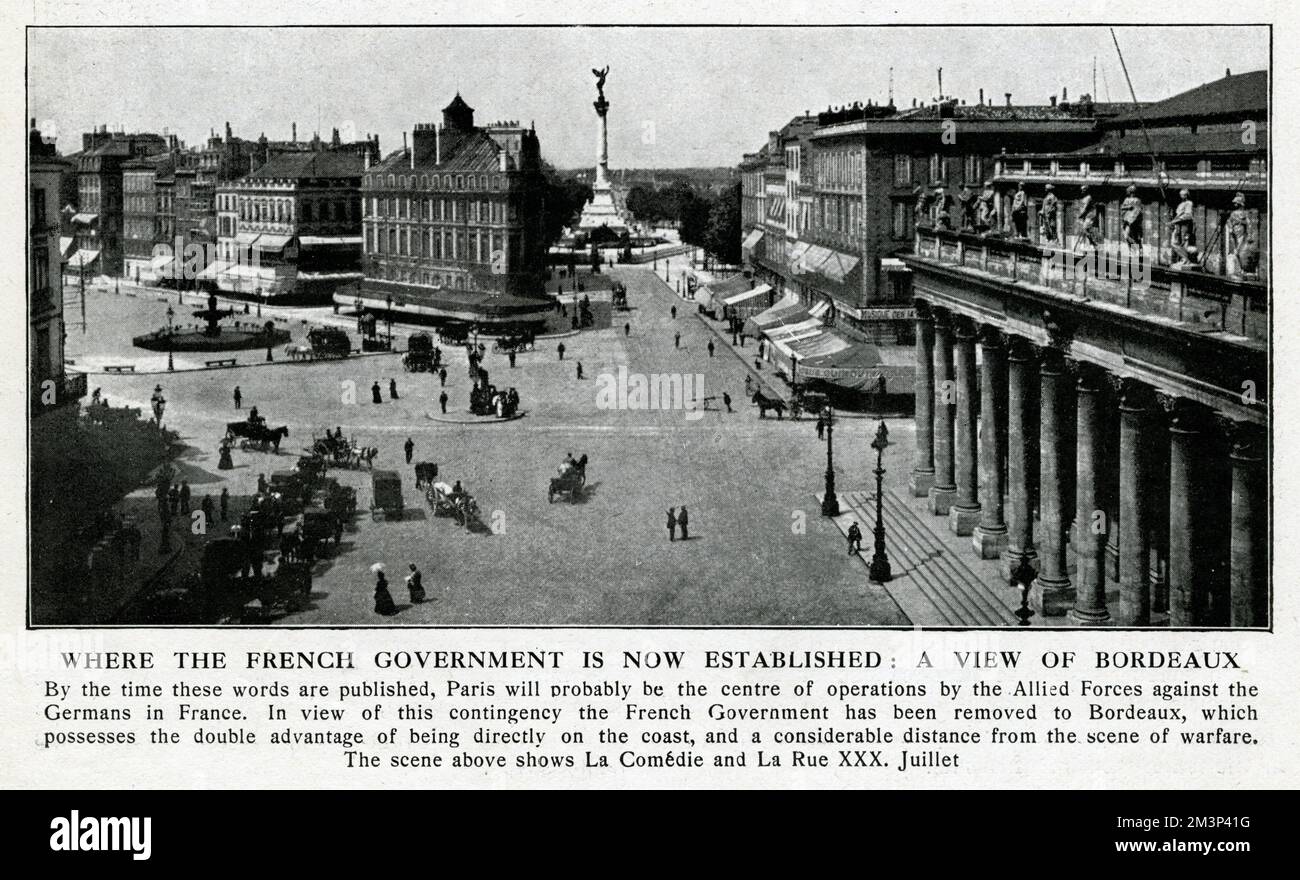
[456, 175, 464, 189]
[387, 174, 395, 187]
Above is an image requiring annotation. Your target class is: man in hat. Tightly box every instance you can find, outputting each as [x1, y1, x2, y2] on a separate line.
[1170, 188, 1197, 267]
[1226, 192, 1253, 277]
[1039, 184, 1060, 243]
[1010, 182, 1030, 239]
[404, 436, 415, 464]
[847, 521, 863, 554]
[1120, 184, 1144, 246]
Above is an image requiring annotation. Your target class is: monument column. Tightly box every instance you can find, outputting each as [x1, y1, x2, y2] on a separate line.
[928, 309, 957, 515]
[911, 299, 936, 496]
[594, 94, 610, 189]
[949, 316, 981, 535]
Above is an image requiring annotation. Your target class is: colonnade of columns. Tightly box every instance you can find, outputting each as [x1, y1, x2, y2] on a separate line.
[910, 301, 1266, 627]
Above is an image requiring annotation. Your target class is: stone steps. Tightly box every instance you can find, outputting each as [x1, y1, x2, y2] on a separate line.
[838, 490, 1017, 626]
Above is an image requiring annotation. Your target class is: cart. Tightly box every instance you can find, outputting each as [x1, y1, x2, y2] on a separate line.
[370, 469, 403, 520]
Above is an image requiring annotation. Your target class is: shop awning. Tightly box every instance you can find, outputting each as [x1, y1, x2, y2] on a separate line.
[196, 261, 230, 281]
[297, 271, 364, 282]
[235, 232, 262, 248]
[881, 257, 911, 273]
[816, 249, 860, 283]
[798, 244, 835, 274]
[696, 275, 750, 312]
[59, 236, 76, 260]
[65, 249, 99, 269]
[722, 283, 771, 307]
[253, 233, 293, 252]
[298, 235, 362, 247]
[741, 229, 764, 252]
[809, 299, 832, 319]
[71, 213, 98, 226]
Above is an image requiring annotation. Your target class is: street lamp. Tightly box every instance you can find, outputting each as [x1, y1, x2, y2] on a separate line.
[256, 285, 263, 317]
[385, 295, 394, 344]
[165, 305, 175, 372]
[1010, 555, 1036, 626]
[868, 421, 893, 584]
[821, 406, 840, 517]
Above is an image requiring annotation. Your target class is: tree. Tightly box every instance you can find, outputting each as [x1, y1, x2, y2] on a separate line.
[538, 159, 592, 252]
[707, 182, 742, 265]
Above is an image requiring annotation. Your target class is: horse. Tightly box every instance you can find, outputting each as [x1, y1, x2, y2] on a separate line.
[285, 344, 313, 361]
[752, 391, 786, 420]
[350, 447, 379, 470]
[414, 461, 439, 490]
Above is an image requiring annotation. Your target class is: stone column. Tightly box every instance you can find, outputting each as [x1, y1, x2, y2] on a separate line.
[910, 300, 936, 497]
[1070, 365, 1110, 625]
[973, 327, 1008, 557]
[1226, 422, 1266, 627]
[1004, 338, 1038, 575]
[1032, 352, 1073, 616]
[928, 309, 957, 515]
[594, 98, 611, 189]
[1114, 379, 1154, 626]
[1162, 395, 1210, 626]
[949, 316, 982, 535]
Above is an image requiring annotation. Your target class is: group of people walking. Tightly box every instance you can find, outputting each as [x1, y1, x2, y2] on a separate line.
[372, 562, 429, 615]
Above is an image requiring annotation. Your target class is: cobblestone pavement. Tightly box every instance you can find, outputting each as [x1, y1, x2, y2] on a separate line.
[70, 268, 911, 625]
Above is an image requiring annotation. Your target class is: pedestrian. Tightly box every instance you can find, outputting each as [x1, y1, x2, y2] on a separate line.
[220, 487, 229, 522]
[389, 378, 399, 400]
[179, 481, 191, 515]
[677, 506, 689, 540]
[847, 521, 863, 554]
[439, 390, 448, 414]
[624, 322, 630, 337]
[666, 507, 677, 542]
[168, 484, 179, 515]
[816, 415, 826, 440]
[576, 362, 584, 380]
[509, 350, 516, 368]
[707, 340, 715, 358]
[439, 367, 447, 386]
[201, 495, 214, 528]
[372, 381, 383, 404]
[674, 331, 680, 349]
[723, 391, 733, 413]
[233, 386, 242, 409]
[406, 563, 426, 604]
[557, 342, 566, 361]
[671, 305, 677, 320]
[373, 567, 397, 616]
[257, 473, 268, 495]
[404, 437, 415, 465]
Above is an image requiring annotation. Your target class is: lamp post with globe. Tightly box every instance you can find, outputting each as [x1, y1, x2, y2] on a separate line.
[821, 406, 840, 517]
[165, 305, 175, 372]
[868, 421, 893, 583]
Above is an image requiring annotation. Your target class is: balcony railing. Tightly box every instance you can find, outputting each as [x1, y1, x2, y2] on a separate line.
[911, 226, 1266, 345]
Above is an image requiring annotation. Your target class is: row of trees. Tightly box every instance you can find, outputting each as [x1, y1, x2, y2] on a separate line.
[626, 181, 741, 265]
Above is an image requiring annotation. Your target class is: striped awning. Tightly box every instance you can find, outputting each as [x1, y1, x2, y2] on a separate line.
[722, 283, 770, 307]
[65, 249, 99, 269]
[71, 212, 98, 225]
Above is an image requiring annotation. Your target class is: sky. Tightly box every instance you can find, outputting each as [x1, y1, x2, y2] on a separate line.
[28, 25, 1269, 169]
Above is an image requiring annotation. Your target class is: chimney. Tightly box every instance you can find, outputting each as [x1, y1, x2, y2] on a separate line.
[1226, 67, 1231, 76]
[292, 122, 297, 143]
[1005, 93, 1012, 107]
[436, 124, 441, 165]
[1062, 87, 1068, 101]
[1050, 96, 1057, 107]
[912, 97, 917, 108]
[225, 121, 232, 141]
[979, 88, 984, 105]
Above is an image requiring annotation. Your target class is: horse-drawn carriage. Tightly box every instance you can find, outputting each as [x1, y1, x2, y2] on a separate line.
[307, 326, 352, 359]
[788, 390, 829, 421]
[226, 418, 289, 453]
[427, 480, 480, 527]
[403, 332, 440, 372]
[548, 454, 588, 503]
[184, 536, 311, 620]
[437, 321, 472, 346]
[470, 383, 520, 418]
[310, 431, 378, 470]
[492, 331, 535, 354]
[751, 390, 787, 419]
[413, 461, 439, 490]
[370, 469, 404, 520]
[611, 281, 628, 311]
